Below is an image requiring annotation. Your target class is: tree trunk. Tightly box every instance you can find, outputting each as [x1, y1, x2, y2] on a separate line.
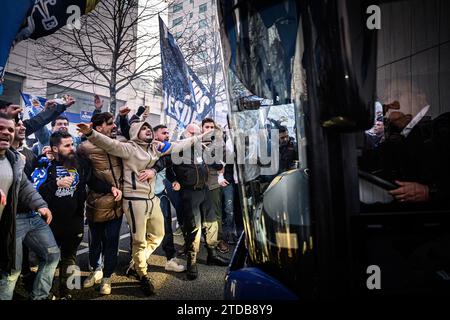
[109, 85, 117, 115]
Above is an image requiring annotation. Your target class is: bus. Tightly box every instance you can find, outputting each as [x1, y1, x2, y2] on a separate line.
[217, 0, 450, 299]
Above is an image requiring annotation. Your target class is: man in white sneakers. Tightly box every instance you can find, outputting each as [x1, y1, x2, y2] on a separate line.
[77, 120, 206, 295]
[78, 112, 123, 295]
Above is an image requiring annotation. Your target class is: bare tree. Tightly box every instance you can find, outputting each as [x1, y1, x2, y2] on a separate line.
[31, 0, 171, 115]
[170, 9, 227, 122]
[151, 74, 163, 96]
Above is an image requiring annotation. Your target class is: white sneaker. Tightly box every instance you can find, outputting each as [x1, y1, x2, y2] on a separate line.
[165, 258, 186, 273]
[99, 277, 112, 295]
[83, 270, 103, 288]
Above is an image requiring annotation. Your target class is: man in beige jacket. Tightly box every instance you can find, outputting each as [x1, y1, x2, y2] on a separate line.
[77, 120, 204, 295]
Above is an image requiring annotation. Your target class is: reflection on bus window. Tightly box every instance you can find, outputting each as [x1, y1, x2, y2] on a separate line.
[358, 0, 450, 212]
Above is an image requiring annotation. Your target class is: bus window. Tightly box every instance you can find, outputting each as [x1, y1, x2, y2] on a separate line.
[358, 0, 450, 213]
[354, 0, 450, 295]
[220, 0, 311, 296]
[219, 0, 449, 298]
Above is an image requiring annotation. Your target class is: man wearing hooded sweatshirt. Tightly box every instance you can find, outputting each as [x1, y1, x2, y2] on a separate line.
[76, 120, 206, 295]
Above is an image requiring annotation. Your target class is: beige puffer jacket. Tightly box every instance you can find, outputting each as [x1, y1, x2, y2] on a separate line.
[78, 140, 123, 223]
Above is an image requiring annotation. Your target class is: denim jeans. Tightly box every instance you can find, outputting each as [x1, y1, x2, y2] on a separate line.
[164, 178, 183, 227]
[88, 216, 122, 278]
[0, 213, 60, 300]
[157, 191, 176, 260]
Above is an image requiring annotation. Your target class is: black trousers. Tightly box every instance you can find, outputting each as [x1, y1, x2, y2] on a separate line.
[53, 233, 83, 296]
[180, 187, 219, 254]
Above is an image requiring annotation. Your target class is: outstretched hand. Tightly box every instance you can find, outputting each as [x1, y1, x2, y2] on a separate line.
[76, 122, 93, 136]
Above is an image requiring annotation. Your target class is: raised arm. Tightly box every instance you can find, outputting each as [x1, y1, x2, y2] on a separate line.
[117, 106, 132, 140]
[77, 123, 135, 160]
[161, 135, 202, 156]
[24, 96, 75, 136]
[24, 103, 66, 137]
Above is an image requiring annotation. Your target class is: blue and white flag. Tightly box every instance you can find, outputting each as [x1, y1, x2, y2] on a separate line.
[1, 0, 100, 95]
[21, 91, 91, 123]
[0, 1, 34, 95]
[159, 16, 213, 129]
[20, 92, 47, 118]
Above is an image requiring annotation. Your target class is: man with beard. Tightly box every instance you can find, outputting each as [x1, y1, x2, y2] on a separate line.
[278, 126, 298, 173]
[38, 131, 113, 299]
[0, 113, 57, 300]
[201, 118, 229, 254]
[77, 112, 123, 295]
[76, 120, 208, 295]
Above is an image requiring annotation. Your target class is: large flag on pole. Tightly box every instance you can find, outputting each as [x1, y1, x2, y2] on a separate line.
[0, 0, 100, 95]
[159, 16, 214, 129]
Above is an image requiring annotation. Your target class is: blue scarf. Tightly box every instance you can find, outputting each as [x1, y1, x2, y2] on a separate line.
[31, 157, 51, 191]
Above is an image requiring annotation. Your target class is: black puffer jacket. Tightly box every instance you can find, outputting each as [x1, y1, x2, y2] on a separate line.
[172, 144, 209, 189]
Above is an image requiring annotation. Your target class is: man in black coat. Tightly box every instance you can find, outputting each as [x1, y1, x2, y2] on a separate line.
[37, 131, 112, 299]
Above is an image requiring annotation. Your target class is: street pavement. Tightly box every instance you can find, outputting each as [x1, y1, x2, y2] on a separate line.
[15, 217, 234, 300]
